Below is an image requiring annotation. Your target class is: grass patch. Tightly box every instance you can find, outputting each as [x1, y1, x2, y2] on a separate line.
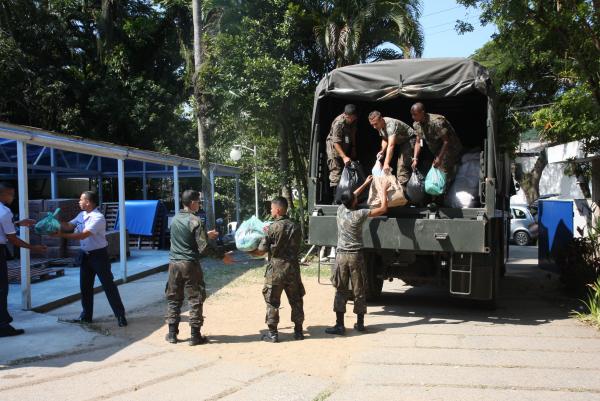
[312, 390, 333, 401]
[572, 277, 600, 328]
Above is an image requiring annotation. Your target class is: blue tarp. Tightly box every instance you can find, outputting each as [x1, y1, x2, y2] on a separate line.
[114, 200, 158, 236]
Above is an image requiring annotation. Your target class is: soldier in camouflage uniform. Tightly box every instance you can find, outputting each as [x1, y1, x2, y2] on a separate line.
[325, 104, 358, 193]
[325, 176, 390, 335]
[410, 102, 463, 183]
[368, 110, 415, 186]
[165, 189, 225, 346]
[254, 197, 305, 343]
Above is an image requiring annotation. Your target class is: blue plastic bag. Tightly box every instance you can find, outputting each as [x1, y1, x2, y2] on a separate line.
[34, 208, 61, 235]
[425, 168, 446, 196]
[235, 216, 269, 252]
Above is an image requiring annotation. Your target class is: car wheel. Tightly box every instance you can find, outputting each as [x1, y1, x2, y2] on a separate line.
[513, 231, 530, 246]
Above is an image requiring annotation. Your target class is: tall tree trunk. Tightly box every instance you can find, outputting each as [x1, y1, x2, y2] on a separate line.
[192, 0, 214, 229]
[278, 120, 293, 207]
[520, 149, 548, 204]
[290, 131, 309, 238]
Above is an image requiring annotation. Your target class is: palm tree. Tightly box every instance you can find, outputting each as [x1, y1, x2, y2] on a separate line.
[308, 0, 423, 67]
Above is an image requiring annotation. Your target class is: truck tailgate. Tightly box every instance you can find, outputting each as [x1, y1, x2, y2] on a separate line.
[309, 216, 487, 253]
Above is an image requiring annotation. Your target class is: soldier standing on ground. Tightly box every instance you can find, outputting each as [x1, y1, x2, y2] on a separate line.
[54, 191, 127, 327]
[165, 189, 230, 346]
[253, 197, 305, 343]
[325, 176, 389, 335]
[368, 111, 415, 186]
[410, 102, 463, 184]
[0, 183, 46, 337]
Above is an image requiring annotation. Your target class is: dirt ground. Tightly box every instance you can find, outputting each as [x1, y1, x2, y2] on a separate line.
[104, 262, 367, 380]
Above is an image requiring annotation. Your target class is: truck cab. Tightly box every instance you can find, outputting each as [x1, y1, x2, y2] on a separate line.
[307, 58, 512, 305]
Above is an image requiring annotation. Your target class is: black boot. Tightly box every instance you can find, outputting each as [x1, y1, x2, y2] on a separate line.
[354, 314, 366, 332]
[189, 326, 207, 346]
[261, 325, 279, 343]
[293, 324, 304, 340]
[165, 323, 178, 344]
[325, 312, 345, 335]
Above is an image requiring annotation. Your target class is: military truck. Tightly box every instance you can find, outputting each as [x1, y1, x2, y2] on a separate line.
[307, 58, 512, 306]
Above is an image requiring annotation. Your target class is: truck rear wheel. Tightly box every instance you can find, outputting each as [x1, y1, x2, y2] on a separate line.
[365, 252, 384, 301]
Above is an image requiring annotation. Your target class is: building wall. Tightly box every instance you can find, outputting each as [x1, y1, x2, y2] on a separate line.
[511, 155, 587, 204]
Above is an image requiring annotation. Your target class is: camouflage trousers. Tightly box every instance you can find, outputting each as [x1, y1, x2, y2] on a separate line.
[395, 140, 413, 186]
[330, 251, 367, 315]
[263, 261, 305, 328]
[165, 260, 206, 328]
[327, 155, 344, 187]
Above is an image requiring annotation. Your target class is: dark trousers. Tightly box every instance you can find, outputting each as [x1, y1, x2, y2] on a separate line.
[165, 260, 205, 328]
[80, 247, 125, 320]
[0, 245, 12, 327]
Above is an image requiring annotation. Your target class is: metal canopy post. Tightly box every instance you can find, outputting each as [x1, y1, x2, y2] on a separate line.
[16, 141, 31, 310]
[97, 157, 103, 205]
[50, 148, 58, 198]
[210, 167, 216, 222]
[117, 159, 128, 282]
[173, 166, 179, 214]
[142, 162, 148, 200]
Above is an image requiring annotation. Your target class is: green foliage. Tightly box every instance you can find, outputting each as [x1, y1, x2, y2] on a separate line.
[0, 0, 194, 155]
[310, 0, 423, 66]
[562, 222, 600, 296]
[532, 85, 600, 152]
[573, 277, 600, 329]
[463, 0, 600, 150]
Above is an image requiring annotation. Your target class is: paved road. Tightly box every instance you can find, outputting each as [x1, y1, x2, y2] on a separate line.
[1, 246, 600, 401]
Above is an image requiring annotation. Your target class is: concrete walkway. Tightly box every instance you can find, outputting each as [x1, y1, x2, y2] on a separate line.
[8, 250, 170, 311]
[2, 246, 600, 401]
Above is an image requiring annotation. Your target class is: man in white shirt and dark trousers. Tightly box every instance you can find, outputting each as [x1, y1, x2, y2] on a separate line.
[54, 191, 127, 327]
[0, 182, 46, 337]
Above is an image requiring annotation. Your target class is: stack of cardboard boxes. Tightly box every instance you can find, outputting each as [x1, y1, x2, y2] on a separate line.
[29, 199, 80, 259]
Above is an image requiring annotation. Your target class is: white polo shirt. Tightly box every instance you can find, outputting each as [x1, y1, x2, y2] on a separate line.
[70, 208, 108, 252]
[0, 202, 16, 245]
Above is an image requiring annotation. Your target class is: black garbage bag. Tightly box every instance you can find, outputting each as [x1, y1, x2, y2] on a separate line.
[335, 161, 367, 204]
[406, 169, 426, 205]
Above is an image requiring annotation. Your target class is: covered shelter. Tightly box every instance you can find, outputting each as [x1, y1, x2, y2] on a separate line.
[0, 121, 240, 310]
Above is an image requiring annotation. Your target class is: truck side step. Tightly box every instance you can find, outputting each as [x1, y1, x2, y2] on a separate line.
[450, 253, 472, 295]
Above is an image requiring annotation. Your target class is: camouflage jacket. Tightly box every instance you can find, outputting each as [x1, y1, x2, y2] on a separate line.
[413, 113, 462, 156]
[378, 117, 414, 144]
[169, 210, 220, 261]
[336, 205, 370, 251]
[326, 113, 356, 159]
[258, 215, 301, 266]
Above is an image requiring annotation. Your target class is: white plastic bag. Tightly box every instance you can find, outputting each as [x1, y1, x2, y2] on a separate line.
[447, 152, 480, 208]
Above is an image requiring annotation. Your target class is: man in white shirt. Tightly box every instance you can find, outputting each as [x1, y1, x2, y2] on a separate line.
[54, 191, 127, 327]
[0, 183, 46, 337]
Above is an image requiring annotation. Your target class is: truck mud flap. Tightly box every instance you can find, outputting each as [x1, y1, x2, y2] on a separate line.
[309, 216, 487, 253]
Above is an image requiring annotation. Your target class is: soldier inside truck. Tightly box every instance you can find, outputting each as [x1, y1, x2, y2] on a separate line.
[315, 92, 487, 211]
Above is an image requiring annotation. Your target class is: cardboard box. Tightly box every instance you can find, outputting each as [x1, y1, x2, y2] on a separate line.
[44, 199, 80, 222]
[32, 245, 64, 259]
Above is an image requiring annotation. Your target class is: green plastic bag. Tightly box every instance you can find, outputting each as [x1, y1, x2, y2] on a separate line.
[34, 208, 61, 235]
[425, 168, 446, 196]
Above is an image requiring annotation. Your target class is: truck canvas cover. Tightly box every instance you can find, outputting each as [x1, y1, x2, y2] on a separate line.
[312, 58, 491, 112]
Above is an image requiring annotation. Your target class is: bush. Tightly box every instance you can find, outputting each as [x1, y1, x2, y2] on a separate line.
[562, 223, 600, 296]
[573, 277, 600, 328]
